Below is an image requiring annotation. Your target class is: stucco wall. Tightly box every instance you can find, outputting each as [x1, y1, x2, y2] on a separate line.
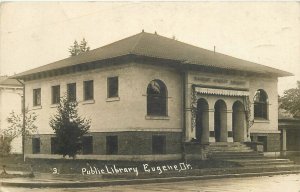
[185, 71, 279, 141]
[24, 62, 182, 134]
[249, 77, 279, 133]
[0, 88, 22, 153]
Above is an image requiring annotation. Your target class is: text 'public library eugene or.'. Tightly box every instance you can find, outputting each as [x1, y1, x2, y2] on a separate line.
[13, 31, 292, 161]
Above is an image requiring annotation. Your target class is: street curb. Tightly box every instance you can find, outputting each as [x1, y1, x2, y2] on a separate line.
[1, 170, 300, 188]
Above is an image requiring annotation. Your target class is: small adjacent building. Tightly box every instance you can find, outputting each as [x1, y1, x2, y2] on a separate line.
[0, 76, 23, 153]
[12, 32, 292, 160]
[279, 108, 300, 156]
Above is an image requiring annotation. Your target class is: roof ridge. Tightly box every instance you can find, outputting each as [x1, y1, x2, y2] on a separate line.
[130, 32, 144, 54]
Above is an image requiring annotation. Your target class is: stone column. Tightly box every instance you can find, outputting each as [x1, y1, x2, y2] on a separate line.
[185, 108, 193, 141]
[282, 128, 287, 156]
[208, 109, 215, 143]
[227, 110, 233, 142]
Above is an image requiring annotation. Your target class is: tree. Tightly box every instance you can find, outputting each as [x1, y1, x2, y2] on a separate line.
[1, 108, 37, 156]
[49, 96, 91, 158]
[68, 38, 90, 56]
[280, 81, 300, 118]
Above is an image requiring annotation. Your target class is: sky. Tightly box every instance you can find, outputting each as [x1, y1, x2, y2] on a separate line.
[0, 2, 299, 95]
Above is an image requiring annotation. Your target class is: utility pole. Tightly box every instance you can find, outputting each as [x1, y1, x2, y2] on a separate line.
[17, 79, 26, 162]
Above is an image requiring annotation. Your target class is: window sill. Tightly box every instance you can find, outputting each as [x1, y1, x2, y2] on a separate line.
[254, 118, 270, 123]
[32, 105, 42, 110]
[82, 99, 95, 105]
[145, 115, 170, 120]
[50, 104, 59, 108]
[106, 97, 120, 102]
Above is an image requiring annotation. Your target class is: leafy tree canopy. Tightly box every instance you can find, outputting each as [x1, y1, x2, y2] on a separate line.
[1, 108, 37, 156]
[280, 81, 300, 118]
[49, 96, 91, 158]
[68, 38, 90, 57]
[5, 108, 37, 140]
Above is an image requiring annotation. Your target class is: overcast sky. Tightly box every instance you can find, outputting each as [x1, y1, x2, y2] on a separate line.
[0, 2, 299, 95]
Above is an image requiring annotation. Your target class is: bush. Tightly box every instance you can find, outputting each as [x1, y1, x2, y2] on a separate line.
[0, 136, 12, 157]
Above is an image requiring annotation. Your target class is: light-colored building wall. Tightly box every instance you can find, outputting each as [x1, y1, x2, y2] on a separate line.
[25, 62, 182, 134]
[0, 86, 23, 153]
[184, 71, 279, 141]
[249, 77, 279, 133]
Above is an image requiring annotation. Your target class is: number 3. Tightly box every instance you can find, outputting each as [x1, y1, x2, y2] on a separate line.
[52, 168, 58, 174]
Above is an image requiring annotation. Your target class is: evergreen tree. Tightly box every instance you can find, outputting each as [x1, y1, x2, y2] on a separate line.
[49, 96, 91, 158]
[68, 38, 90, 57]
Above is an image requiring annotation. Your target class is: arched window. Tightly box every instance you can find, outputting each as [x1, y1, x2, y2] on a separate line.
[254, 89, 268, 119]
[147, 80, 167, 116]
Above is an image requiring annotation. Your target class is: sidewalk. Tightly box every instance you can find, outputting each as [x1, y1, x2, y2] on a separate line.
[2, 165, 300, 188]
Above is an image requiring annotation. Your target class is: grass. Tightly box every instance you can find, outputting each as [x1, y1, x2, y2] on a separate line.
[0, 154, 240, 175]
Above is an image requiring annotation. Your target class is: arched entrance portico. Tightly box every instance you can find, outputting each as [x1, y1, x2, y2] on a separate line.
[196, 98, 209, 144]
[232, 101, 246, 142]
[214, 100, 227, 142]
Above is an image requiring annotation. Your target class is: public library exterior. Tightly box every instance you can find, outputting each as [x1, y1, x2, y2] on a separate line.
[13, 32, 291, 160]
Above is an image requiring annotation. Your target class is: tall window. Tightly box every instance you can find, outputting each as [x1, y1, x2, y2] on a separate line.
[152, 135, 166, 154]
[84, 80, 94, 100]
[33, 88, 41, 106]
[67, 83, 76, 101]
[106, 136, 118, 155]
[147, 80, 167, 116]
[32, 138, 40, 154]
[107, 77, 118, 98]
[254, 89, 268, 119]
[51, 85, 60, 104]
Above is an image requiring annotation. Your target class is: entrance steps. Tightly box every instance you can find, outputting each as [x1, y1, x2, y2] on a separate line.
[207, 142, 297, 169]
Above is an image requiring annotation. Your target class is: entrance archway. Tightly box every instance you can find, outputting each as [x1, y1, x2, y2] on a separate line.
[214, 100, 227, 142]
[196, 98, 209, 144]
[232, 101, 246, 142]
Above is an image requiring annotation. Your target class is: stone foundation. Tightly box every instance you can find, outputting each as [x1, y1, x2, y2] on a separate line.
[250, 133, 280, 152]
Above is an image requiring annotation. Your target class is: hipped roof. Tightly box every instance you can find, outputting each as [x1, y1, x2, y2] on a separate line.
[13, 32, 292, 79]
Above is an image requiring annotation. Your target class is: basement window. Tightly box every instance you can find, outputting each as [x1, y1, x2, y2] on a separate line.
[106, 136, 118, 155]
[32, 138, 40, 154]
[51, 137, 59, 154]
[152, 135, 166, 154]
[82, 136, 93, 155]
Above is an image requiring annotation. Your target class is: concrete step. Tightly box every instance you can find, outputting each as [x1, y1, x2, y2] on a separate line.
[209, 155, 264, 159]
[226, 158, 295, 167]
[209, 149, 253, 152]
[209, 151, 263, 156]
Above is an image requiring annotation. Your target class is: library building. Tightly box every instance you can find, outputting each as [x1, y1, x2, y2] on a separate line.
[13, 31, 292, 160]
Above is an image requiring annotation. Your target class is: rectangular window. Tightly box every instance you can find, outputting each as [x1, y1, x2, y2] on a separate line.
[84, 80, 94, 100]
[152, 135, 166, 154]
[51, 85, 60, 104]
[33, 88, 41, 106]
[257, 136, 268, 152]
[106, 136, 118, 155]
[67, 83, 76, 101]
[82, 136, 93, 154]
[32, 138, 40, 154]
[51, 137, 59, 154]
[107, 77, 118, 98]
